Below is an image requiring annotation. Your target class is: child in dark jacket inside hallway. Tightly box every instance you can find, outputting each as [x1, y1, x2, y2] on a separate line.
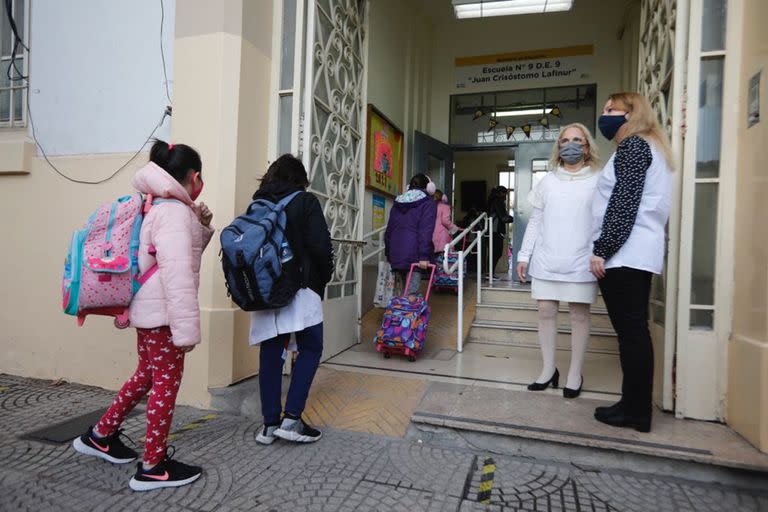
[384, 174, 437, 295]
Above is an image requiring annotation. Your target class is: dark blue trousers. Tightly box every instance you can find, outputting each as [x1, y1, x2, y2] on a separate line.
[258, 322, 324, 424]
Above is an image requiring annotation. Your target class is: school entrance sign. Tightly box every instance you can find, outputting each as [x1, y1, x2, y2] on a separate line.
[455, 45, 594, 90]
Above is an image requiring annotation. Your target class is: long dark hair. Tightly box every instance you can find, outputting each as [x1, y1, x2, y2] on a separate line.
[149, 139, 202, 183]
[258, 154, 310, 191]
[409, 173, 429, 190]
[487, 186, 507, 210]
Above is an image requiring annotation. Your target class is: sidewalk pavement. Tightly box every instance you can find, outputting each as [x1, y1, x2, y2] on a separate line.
[1, 373, 767, 512]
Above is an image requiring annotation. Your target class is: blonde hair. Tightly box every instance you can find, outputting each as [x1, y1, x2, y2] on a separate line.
[608, 92, 674, 168]
[548, 122, 601, 170]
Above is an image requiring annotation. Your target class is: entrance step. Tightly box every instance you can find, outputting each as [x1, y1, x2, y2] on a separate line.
[482, 286, 607, 310]
[469, 319, 618, 354]
[412, 382, 768, 474]
[476, 302, 614, 330]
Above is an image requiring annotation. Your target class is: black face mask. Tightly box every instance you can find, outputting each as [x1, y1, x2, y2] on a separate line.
[598, 114, 628, 141]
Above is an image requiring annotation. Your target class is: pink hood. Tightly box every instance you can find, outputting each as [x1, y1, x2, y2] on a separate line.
[433, 202, 458, 254]
[128, 162, 213, 347]
[132, 161, 195, 206]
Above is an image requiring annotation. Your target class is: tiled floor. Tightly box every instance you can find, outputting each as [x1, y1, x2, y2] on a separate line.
[302, 367, 428, 438]
[326, 342, 621, 398]
[333, 280, 621, 399]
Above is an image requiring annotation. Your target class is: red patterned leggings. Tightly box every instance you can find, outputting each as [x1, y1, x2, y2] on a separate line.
[95, 327, 185, 465]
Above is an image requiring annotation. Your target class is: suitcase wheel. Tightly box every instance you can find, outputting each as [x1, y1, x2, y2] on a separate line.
[408, 355, 416, 362]
[383, 352, 391, 359]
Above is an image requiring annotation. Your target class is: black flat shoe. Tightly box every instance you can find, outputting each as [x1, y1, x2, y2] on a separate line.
[563, 377, 583, 399]
[527, 368, 559, 391]
[594, 408, 651, 433]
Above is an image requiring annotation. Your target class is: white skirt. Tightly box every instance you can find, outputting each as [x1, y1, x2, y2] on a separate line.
[531, 278, 597, 304]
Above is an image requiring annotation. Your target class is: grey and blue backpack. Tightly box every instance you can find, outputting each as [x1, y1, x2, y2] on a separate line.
[220, 191, 302, 310]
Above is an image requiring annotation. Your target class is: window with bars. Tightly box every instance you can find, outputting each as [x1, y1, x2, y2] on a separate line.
[1, 0, 27, 128]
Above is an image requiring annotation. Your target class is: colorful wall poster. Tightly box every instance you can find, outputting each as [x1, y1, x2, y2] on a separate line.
[372, 194, 386, 232]
[365, 105, 404, 197]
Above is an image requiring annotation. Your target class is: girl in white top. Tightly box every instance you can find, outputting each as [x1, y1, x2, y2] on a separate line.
[516, 123, 601, 398]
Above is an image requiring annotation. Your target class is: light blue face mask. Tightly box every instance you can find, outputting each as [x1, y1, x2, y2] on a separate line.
[559, 141, 585, 165]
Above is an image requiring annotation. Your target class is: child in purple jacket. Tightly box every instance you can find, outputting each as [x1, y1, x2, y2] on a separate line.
[385, 174, 438, 295]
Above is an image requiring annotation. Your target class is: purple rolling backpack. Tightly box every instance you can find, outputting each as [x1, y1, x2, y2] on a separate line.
[374, 263, 436, 362]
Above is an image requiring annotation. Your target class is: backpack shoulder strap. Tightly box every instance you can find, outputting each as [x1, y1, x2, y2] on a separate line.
[277, 190, 303, 209]
[143, 195, 185, 214]
[153, 198, 185, 205]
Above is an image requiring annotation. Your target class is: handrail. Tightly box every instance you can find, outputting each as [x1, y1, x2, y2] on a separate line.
[361, 225, 387, 263]
[441, 213, 490, 353]
[442, 213, 487, 274]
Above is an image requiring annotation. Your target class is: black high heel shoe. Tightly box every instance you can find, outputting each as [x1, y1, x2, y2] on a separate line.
[563, 376, 583, 399]
[527, 368, 559, 391]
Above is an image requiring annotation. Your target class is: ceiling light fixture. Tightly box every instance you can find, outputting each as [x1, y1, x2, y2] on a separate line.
[452, 0, 574, 19]
[495, 107, 553, 117]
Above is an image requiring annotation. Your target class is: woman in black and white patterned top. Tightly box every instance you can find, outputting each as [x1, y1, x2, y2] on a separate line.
[590, 92, 673, 434]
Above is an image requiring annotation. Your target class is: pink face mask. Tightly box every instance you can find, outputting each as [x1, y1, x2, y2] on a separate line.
[190, 172, 204, 201]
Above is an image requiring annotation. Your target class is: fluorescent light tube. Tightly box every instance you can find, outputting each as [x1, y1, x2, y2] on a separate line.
[495, 108, 553, 117]
[453, 0, 573, 19]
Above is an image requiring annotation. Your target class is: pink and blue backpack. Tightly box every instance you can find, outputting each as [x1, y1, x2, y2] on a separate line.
[62, 194, 172, 328]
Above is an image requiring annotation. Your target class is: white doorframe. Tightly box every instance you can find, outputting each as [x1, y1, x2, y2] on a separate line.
[267, 0, 367, 359]
[676, 0, 740, 421]
[637, 0, 689, 412]
[301, 0, 367, 359]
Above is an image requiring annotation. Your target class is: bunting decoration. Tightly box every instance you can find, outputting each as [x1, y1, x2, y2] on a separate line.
[470, 105, 561, 141]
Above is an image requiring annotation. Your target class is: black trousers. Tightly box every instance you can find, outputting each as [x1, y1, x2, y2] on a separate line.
[482, 233, 506, 275]
[598, 267, 653, 418]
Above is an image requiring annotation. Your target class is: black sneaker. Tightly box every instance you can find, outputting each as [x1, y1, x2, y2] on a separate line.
[72, 427, 138, 464]
[128, 448, 202, 491]
[255, 423, 279, 445]
[274, 415, 322, 443]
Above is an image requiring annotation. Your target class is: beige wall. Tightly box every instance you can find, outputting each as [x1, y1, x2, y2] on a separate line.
[0, 153, 146, 394]
[0, 1, 274, 408]
[232, 0, 275, 383]
[727, 0, 768, 452]
[361, 0, 435, 310]
[172, 0, 274, 397]
[363, 0, 434, 226]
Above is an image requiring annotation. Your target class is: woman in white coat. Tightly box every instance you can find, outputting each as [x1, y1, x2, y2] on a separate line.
[516, 123, 601, 398]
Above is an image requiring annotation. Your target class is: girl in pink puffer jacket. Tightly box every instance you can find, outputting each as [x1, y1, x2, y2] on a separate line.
[73, 140, 213, 492]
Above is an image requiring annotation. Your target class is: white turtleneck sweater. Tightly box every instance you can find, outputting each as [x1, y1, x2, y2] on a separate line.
[518, 166, 600, 283]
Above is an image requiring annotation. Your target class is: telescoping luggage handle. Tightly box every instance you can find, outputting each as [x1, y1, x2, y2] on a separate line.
[405, 263, 437, 302]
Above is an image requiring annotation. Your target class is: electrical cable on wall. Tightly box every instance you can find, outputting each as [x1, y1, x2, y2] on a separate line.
[2, 0, 173, 184]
